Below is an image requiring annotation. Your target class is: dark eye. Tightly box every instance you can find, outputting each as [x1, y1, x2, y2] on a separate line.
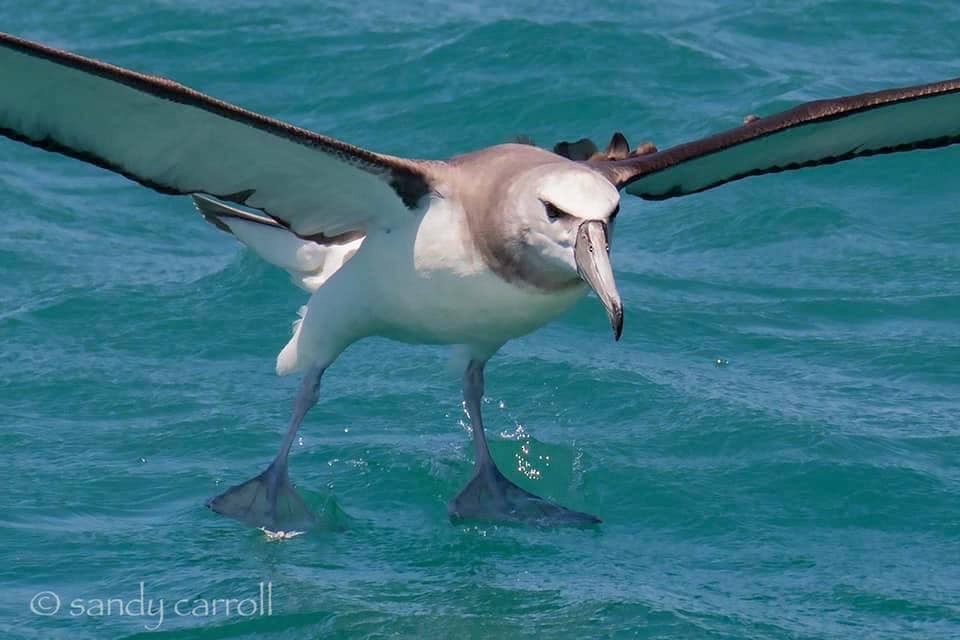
[543, 201, 569, 221]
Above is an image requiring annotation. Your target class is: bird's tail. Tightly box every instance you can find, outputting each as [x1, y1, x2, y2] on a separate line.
[192, 194, 363, 293]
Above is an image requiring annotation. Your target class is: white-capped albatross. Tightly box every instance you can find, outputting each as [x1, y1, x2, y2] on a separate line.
[2, 31, 959, 530]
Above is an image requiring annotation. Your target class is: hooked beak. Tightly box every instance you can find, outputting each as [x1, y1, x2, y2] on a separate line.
[574, 220, 623, 340]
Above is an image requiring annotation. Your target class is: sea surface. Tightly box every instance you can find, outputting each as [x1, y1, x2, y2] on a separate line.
[1, 2, 959, 638]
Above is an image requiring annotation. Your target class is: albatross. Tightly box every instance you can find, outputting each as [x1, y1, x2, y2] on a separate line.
[2, 32, 958, 530]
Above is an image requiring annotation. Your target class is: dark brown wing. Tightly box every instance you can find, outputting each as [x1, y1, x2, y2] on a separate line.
[0, 32, 435, 238]
[589, 78, 960, 200]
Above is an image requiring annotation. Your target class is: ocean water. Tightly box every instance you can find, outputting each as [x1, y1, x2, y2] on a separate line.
[2, 1, 959, 638]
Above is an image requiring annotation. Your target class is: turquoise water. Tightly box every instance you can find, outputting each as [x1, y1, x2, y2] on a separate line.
[2, 1, 959, 637]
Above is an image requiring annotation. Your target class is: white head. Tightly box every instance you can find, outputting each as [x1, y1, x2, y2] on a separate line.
[474, 156, 624, 339]
[514, 163, 620, 280]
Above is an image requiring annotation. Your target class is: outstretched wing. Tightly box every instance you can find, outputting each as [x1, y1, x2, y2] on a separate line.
[586, 77, 960, 199]
[0, 32, 435, 239]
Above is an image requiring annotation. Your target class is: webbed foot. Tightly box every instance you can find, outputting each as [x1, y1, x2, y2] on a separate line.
[447, 463, 600, 526]
[208, 461, 316, 532]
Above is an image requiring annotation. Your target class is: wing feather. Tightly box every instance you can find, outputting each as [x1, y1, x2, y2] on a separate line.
[0, 32, 436, 237]
[590, 77, 960, 199]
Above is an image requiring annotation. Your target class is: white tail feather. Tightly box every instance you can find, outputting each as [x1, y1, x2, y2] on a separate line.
[193, 195, 364, 293]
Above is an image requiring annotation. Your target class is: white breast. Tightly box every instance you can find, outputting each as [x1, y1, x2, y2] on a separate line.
[347, 196, 585, 347]
[275, 197, 586, 374]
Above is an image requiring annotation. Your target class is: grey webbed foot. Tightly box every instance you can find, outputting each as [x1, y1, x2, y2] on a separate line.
[208, 461, 316, 532]
[448, 463, 601, 526]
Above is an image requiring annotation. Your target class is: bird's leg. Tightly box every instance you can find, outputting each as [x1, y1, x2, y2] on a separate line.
[447, 359, 600, 525]
[208, 365, 325, 532]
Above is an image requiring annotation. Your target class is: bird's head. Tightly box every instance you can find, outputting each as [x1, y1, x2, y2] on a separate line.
[494, 162, 623, 340]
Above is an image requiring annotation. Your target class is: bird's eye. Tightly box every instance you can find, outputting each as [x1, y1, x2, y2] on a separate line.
[543, 201, 568, 221]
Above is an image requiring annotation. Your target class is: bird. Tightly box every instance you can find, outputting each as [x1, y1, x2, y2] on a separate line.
[2, 31, 959, 531]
